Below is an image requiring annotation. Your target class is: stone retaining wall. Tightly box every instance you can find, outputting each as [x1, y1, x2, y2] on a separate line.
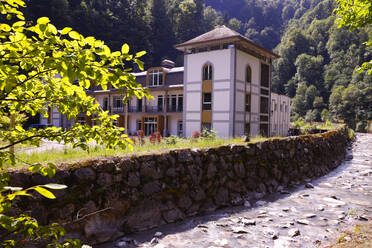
[9, 126, 350, 245]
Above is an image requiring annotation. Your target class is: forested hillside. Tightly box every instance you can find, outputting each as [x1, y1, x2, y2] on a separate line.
[272, 0, 371, 130]
[22, 0, 371, 130]
[23, 0, 319, 66]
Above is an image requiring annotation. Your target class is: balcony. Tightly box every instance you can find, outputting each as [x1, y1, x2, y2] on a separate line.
[145, 106, 163, 113]
[168, 106, 182, 112]
[128, 106, 143, 113]
[112, 106, 124, 113]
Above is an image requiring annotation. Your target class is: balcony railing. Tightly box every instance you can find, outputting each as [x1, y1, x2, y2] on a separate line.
[127, 105, 182, 113]
[128, 106, 142, 112]
[145, 106, 163, 113]
[112, 106, 124, 113]
[168, 106, 182, 112]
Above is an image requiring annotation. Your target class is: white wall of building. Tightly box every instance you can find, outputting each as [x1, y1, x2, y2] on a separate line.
[270, 92, 290, 136]
[235, 49, 264, 137]
[184, 48, 233, 138]
[168, 115, 182, 136]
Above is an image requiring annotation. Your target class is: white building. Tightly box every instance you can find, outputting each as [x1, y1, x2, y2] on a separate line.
[41, 26, 290, 138]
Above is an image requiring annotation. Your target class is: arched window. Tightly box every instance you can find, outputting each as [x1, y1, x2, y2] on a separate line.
[203, 64, 212, 81]
[246, 66, 252, 83]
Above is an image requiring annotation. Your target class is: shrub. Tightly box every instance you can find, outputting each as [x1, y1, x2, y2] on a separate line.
[137, 130, 145, 145]
[192, 130, 201, 139]
[201, 129, 217, 140]
[166, 135, 180, 145]
[129, 136, 137, 144]
[137, 130, 144, 137]
[150, 131, 162, 143]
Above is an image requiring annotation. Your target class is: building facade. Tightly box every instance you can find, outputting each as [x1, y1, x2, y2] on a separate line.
[41, 26, 290, 138]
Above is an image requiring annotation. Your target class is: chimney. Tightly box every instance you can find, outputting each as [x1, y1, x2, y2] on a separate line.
[161, 59, 175, 69]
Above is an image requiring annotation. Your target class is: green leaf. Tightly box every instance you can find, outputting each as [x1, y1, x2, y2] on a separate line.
[134, 59, 144, 70]
[61, 27, 72, 35]
[135, 51, 146, 58]
[43, 184, 67, 190]
[12, 21, 25, 28]
[37, 17, 50, 25]
[112, 51, 121, 57]
[0, 24, 11, 32]
[121, 43, 129, 54]
[33, 186, 56, 199]
[68, 31, 80, 40]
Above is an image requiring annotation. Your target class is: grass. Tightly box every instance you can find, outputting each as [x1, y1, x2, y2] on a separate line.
[4, 136, 273, 169]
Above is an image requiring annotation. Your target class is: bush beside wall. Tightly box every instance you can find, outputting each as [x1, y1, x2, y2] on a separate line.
[9, 126, 350, 245]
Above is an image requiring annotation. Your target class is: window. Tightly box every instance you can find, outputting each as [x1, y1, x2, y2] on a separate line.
[285, 105, 288, 113]
[203, 64, 212, 81]
[246, 66, 252, 83]
[260, 124, 268, 137]
[260, 63, 269, 88]
[202, 122, 211, 131]
[261, 89, 269, 95]
[202, 93, 212, 110]
[137, 99, 142, 112]
[245, 123, 250, 136]
[47, 107, 52, 124]
[274, 103, 277, 111]
[245, 94, 251, 112]
[260, 97, 269, 114]
[113, 96, 124, 112]
[157, 95, 163, 112]
[112, 119, 118, 126]
[178, 94, 183, 112]
[260, 116, 269, 122]
[144, 117, 157, 136]
[168, 95, 177, 112]
[280, 104, 283, 112]
[103, 97, 108, 111]
[136, 119, 142, 131]
[177, 120, 183, 136]
[148, 69, 163, 87]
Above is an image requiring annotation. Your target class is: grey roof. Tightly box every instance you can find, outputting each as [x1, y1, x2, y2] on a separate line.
[176, 26, 241, 47]
[132, 67, 185, 88]
[132, 67, 184, 77]
[175, 25, 279, 59]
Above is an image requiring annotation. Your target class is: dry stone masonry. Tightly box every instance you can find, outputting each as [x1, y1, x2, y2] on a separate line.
[9, 126, 350, 245]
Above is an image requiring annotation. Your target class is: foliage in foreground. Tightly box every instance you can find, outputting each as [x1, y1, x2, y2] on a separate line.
[0, 0, 148, 246]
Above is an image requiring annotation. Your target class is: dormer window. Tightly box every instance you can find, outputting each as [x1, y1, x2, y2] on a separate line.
[148, 69, 163, 87]
[203, 64, 212, 81]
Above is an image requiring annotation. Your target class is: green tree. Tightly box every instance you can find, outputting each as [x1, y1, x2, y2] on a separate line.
[291, 83, 308, 117]
[305, 109, 318, 122]
[0, 0, 149, 246]
[321, 108, 330, 122]
[304, 85, 319, 109]
[227, 18, 242, 31]
[335, 0, 372, 74]
[150, 0, 176, 65]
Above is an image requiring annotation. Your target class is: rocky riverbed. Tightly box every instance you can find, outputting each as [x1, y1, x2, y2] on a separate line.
[99, 133, 371, 248]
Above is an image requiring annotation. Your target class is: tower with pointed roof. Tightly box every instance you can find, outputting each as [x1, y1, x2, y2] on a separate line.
[175, 25, 281, 137]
